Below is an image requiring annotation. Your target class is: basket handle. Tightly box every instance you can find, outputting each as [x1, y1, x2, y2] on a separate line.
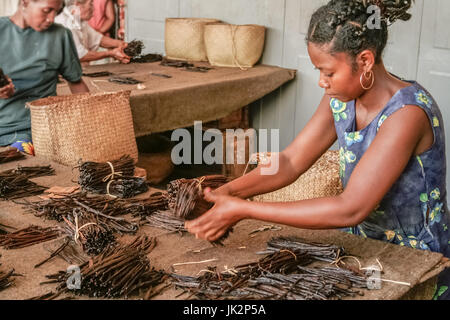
[229, 25, 248, 71]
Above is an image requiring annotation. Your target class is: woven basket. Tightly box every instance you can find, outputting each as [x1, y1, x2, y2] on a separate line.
[27, 91, 138, 166]
[165, 18, 221, 62]
[253, 150, 343, 202]
[204, 24, 266, 68]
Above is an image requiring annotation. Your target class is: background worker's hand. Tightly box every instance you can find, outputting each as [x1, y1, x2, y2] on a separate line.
[119, 41, 128, 50]
[110, 47, 131, 64]
[0, 77, 15, 99]
[185, 187, 246, 242]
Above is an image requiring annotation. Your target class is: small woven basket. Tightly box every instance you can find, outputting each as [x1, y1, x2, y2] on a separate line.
[204, 23, 266, 68]
[165, 18, 221, 62]
[252, 150, 343, 202]
[27, 91, 138, 166]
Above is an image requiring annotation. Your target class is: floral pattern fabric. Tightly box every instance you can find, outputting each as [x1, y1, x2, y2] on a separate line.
[331, 81, 450, 300]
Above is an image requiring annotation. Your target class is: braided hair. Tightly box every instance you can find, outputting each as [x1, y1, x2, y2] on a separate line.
[307, 0, 413, 69]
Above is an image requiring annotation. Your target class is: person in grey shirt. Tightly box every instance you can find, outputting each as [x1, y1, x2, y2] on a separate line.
[0, 0, 89, 154]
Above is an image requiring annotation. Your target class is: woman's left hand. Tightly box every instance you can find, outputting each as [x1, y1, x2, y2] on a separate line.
[120, 41, 128, 50]
[185, 188, 247, 242]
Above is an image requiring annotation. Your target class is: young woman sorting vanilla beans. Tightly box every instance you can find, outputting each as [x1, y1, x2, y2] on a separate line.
[0, 0, 89, 155]
[185, 0, 450, 300]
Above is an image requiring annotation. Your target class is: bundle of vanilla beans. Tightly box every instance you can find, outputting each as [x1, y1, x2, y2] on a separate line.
[131, 53, 163, 64]
[0, 226, 62, 250]
[109, 76, 142, 85]
[124, 40, 144, 57]
[171, 237, 367, 300]
[166, 175, 229, 220]
[161, 58, 213, 73]
[82, 71, 113, 78]
[144, 210, 186, 234]
[23, 193, 139, 236]
[257, 236, 344, 263]
[23, 192, 147, 222]
[0, 148, 25, 164]
[78, 155, 148, 198]
[41, 236, 168, 299]
[166, 175, 230, 245]
[62, 210, 116, 256]
[0, 165, 54, 200]
[0, 68, 9, 87]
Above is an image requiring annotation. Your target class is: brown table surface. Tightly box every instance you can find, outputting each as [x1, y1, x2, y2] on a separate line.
[1, 155, 449, 300]
[57, 62, 296, 137]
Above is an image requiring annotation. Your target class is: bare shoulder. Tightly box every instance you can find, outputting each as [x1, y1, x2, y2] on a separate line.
[380, 104, 431, 132]
[376, 104, 433, 155]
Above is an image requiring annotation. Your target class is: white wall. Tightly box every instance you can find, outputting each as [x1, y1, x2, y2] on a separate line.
[0, 0, 18, 16]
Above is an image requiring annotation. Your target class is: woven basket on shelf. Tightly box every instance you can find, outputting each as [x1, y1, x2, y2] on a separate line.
[252, 150, 343, 203]
[27, 91, 138, 166]
[165, 18, 221, 62]
[204, 23, 266, 68]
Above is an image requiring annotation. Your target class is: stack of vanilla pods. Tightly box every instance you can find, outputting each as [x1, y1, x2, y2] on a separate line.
[23, 193, 139, 236]
[257, 236, 344, 263]
[24, 192, 148, 222]
[0, 226, 62, 250]
[171, 237, 368, 300]
[0, 165, 55, 200]
[124, 39, 163, 64]
[78, 155, 148, 198]
[144, 210, 186, 233]
[166, 175, 229, 220]
[131, 53, 163, 64]
[165, 175, 230, 245]
[23, 194, 140, 236]
[124, 40, 144, 57]
[0, 148, 25, 164]
[42, 236, 168, 299]
[62, 210, 116, 256]
[160, 58, 212, 73]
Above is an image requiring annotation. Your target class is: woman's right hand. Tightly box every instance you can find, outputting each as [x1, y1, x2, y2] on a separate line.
[0, 77, 15, 99]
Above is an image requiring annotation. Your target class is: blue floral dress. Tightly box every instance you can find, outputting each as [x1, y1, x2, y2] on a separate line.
[331, 81, 450, 300]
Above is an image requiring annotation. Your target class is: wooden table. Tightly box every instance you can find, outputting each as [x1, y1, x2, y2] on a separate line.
[57, 62, 296, 138]
[1, 155, 449, 300]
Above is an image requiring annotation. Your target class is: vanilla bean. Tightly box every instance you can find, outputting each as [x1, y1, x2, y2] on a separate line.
[42, 236, 166, 299]
[0, 148, 25, 164]
[0, 68, 9, 87]
[0, 226, 62, 249]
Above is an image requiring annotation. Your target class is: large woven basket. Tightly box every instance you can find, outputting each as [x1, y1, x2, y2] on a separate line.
[27, 91, 138, 166]
[165, 18, 221, 62]
[204, 24, 266, 68]
[253, 150, 343, 202]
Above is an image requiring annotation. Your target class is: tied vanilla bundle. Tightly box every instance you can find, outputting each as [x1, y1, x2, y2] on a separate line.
[166, 175, 232, 245]
[78, 155, 148, 198]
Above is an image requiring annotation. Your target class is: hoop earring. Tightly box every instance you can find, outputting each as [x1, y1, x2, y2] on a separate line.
[360, 70, 374, 90]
